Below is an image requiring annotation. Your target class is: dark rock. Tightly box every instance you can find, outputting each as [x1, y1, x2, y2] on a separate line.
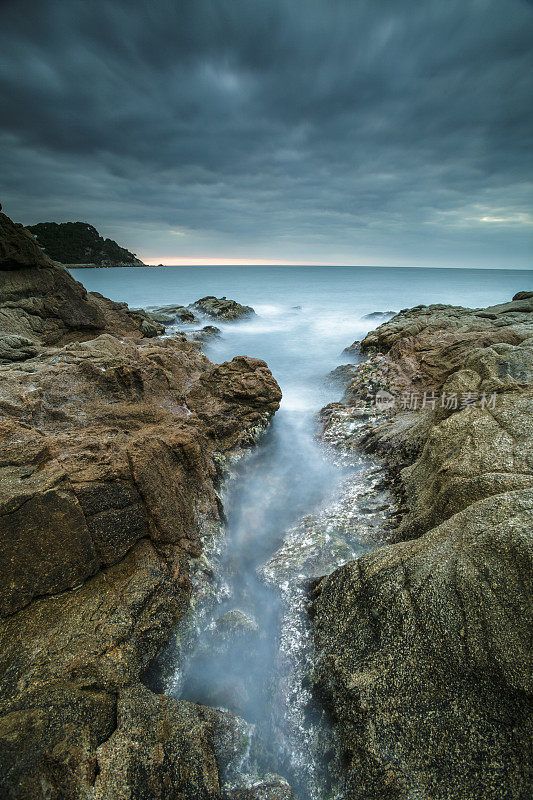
[0, 213, 282, 798]
[512, 291, 533, 301]
[143, 304, 199, 324]
[362, 310, 396, 320]
[342, 340, 360, 356]
[134, 309, 166, 337]
[187, 325, 222, 344]
[212, 609, 259, 637]
[94, 685, 228, 799]
[190, 296, 255, 321]
[327, 363, 358, 387]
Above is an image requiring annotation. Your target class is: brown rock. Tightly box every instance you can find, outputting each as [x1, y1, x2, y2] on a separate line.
[0, 210, 161, 346]
[314, 294, 533, 800]
[0, 212, 282, 798]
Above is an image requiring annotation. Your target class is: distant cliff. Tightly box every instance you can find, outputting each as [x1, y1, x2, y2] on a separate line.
[26, 221, 146, 266]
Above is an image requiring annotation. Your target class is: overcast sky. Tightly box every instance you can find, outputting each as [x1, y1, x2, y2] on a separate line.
[1, 0, 532, 267]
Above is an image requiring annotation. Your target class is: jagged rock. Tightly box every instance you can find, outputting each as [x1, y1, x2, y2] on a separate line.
[313, 293, 533, 800]
[0, 335, 280, 617]
[0, 213, 282, 799]
[93, 685, 238, 799]
[128, 308, 166, 337]
[188, 325, 222, 344]
[0, 211, 159, 346]
[327, 363, 359, 387]
[358, 296, 533, 391]
[342, 340, 360, 356]
[190, 296, 256, 321]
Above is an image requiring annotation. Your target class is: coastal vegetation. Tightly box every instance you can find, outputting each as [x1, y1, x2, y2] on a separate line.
[26, 221, 145, 266]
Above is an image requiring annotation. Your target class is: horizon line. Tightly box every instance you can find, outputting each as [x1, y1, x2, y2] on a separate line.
[142, 259, 532, 271]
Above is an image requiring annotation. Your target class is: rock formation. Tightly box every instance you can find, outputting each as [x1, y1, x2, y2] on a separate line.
[313, 294, 533, 799]
[0, 211, 282, 799]
[0, 211, 162, 349]
[142, 304, 199, 324]
[190, 296, 256, 321]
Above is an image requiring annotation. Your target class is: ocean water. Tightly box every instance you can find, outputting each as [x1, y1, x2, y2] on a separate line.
[71, 265, 531, 797]
[71, 264, 531, 417]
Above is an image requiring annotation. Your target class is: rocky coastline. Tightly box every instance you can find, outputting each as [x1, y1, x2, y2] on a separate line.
[0, 208, 531, 800]
[0, 212, 281, 799]
[312, 293, 533, 799]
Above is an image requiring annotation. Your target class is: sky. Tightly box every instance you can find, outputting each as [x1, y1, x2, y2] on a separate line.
[1, 0, 532, 268]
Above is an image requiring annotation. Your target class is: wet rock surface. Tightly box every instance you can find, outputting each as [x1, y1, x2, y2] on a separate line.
[142, 303, 199, 324]
[93, 684, 246, 800]
[191, 296, 256, 321]
[313, 294, 533, 799]
[223, 778, 296, 799]
[0, 212, 281, 799]
[362, 310, 396, 320]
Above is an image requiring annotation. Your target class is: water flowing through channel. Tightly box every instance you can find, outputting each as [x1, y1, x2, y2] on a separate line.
[70, 265, 526, 797]
[146, 305, 378, 798]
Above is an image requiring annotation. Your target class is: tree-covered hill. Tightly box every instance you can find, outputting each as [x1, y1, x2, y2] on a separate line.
[26, 221, 145, 266]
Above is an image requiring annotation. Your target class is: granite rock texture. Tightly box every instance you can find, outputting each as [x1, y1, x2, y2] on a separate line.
[313, 295, 533, 800]
[0, 211, 161, 348]
[0, 211, 281, 799]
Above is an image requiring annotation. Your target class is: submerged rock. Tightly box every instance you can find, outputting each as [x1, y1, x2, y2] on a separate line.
[188, 325, 222, 344]
[190, 296, 256, 321]
[327, 363, 359, 388]
[362, 310, 396, 319]
[342, 340, 360, 356]
[312, 293, 533, 800]
[212, 609, 260, 637]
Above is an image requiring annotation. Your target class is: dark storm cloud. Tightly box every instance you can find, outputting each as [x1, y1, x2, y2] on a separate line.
[1, 0, 532, 265]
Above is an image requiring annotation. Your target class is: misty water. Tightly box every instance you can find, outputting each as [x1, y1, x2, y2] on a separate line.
[71, 265, 530, 797]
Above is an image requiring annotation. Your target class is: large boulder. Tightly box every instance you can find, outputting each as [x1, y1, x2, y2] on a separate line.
[0, 335, 280, 617]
